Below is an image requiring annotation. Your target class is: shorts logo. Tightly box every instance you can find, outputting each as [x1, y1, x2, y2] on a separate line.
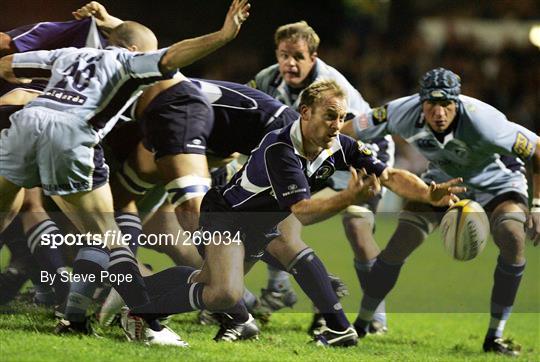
[512, 132, 533, 159]
[372, 105, 388, 125]
[287, 184, 298, 191]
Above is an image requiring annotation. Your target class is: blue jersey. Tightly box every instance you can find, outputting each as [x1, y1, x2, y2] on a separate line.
[190, 78, 297, 156]
[222, 120, 387, 221]
[354, 94, 538, 197]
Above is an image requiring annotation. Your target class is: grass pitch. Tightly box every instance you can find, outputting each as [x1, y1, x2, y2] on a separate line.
[0, 215, 538, 361]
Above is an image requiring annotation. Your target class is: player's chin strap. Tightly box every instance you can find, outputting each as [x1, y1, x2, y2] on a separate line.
[165, 175, 211, 207]
[116, 161, 156, 195]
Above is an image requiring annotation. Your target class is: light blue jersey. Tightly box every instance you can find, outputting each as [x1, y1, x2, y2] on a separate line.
[11, 46, 169, 135]
[354, 94, 538, 203]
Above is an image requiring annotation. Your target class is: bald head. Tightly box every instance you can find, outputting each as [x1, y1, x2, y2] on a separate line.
[108, 21, 158, 52]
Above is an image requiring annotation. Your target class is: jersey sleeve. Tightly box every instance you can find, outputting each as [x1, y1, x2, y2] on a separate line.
[123, 48, 173, 80]
[341, 136, 387, 176]
[264, 143, 311, 210]
[12, 48, 76, 78]
[352, 104, 392, 142]
[6, 18, 105, 52]
[470, 103, 538, 161]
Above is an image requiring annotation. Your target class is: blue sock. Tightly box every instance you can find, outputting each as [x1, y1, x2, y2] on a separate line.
[289, 248, 350, 331]
[486, 256, 525, 339]
[108, 246, 150, 309]
[65, 246, 109, 322]
[356, 257, 403, 332]
[115, 212, 141, 254]
[242, 288, 258, 311]
[26, 219, 69, 304]
[354, 258, 387, 326]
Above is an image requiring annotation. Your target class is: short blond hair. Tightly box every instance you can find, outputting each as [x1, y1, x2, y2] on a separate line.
[300, 79, 346, 109]
[274, 21, 320, 54]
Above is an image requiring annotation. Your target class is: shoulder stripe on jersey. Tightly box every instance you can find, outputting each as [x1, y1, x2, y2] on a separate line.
[10, 22, 47, 41]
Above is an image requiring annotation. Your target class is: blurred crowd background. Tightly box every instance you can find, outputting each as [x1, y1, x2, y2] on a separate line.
[2, 0, 538, 177]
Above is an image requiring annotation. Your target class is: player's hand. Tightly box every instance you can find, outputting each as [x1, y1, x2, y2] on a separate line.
[348, 167, 381, 202]
[427, 177, 466, 207]
[73, 2, 108, 22]
[72, 1, 122, 30]
[526, 206, 540, 246]
[220, 0, 250, 41]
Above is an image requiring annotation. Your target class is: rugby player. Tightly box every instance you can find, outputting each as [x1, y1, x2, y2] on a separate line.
[0, 15, 111, 309]
[249, 20, 393, 333]
[0, 0, 250, 346]
[342, 67, 539, 356]
[125, 79, 464, 347]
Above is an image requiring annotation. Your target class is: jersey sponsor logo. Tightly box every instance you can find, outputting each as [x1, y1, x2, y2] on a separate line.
[512, 132, 534, 159]
[40, 88, 87, 105]
[416, 138, 438, 149]
[282, 187, 307, 197]
[372, 105, 388, 125]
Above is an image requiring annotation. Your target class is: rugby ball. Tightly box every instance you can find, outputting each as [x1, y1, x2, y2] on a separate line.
[440, 199, 489, 261]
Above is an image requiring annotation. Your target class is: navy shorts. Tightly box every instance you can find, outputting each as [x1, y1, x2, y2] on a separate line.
[198, 187, 281, 262]
[140, 81, 214, 159]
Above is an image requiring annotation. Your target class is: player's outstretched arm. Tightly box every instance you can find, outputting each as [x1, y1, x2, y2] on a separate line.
[527, 139, 540, 245]
[159, 0, 250, 73]
[380, 168, 465, 207]
[73, 1, 123, 34]
[291, 168, 380, 225]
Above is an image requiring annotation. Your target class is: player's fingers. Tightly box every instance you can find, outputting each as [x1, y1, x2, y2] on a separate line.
[448, 186, 467, 194]
[349, 166, 358, 180]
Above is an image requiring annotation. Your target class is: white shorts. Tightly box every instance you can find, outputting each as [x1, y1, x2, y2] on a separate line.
[0, 106, 109, 195]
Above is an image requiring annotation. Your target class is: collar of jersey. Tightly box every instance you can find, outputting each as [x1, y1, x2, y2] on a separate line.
[289, 119, 342, 177]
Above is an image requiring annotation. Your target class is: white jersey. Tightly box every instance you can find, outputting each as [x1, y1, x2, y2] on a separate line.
[354, 94, 538, 197]
[11, 46, 169, 136]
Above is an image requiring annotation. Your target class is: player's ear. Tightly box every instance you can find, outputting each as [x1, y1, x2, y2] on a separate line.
[126, 44, 139, 52]
[310, 51, 318, 61]
[299, 104, 311, 120]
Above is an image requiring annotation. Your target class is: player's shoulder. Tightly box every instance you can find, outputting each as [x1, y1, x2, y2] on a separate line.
[253, 64, 281, 90]
[458, 95, 509, 133]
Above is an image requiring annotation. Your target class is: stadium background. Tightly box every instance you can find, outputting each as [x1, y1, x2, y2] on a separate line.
[0, 0, 538, 360]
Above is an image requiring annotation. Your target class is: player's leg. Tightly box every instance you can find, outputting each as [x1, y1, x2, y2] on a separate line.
[354, 200, 439, 336]
[0, 176, 23, 233]
[112, 141, 162, 254]
[19, 187, 70, 307]
[141, 200, 203, 268]
[157, 152, 211, 233]
[482, 193, 528, 356]
[265, 231, 358, 347]
[343, 197, 387, 334]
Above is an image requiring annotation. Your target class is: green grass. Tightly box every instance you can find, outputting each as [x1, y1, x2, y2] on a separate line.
[0, 215, 538, 361]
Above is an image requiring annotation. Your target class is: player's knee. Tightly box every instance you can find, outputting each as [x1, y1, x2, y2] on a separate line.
[398, 209, 436, 236]
[342, 205, 375, 230]
[116, 162, 156, 196]
[165, 175, 211, 208]
[491, 213, 526, 260]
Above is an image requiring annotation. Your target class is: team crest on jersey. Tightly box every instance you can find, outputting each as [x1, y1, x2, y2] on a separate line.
[315, 164, 335, 180]
[372, 105, 388, 125]
[357, 141, 373, 156]
[512, 132, 534, 159]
